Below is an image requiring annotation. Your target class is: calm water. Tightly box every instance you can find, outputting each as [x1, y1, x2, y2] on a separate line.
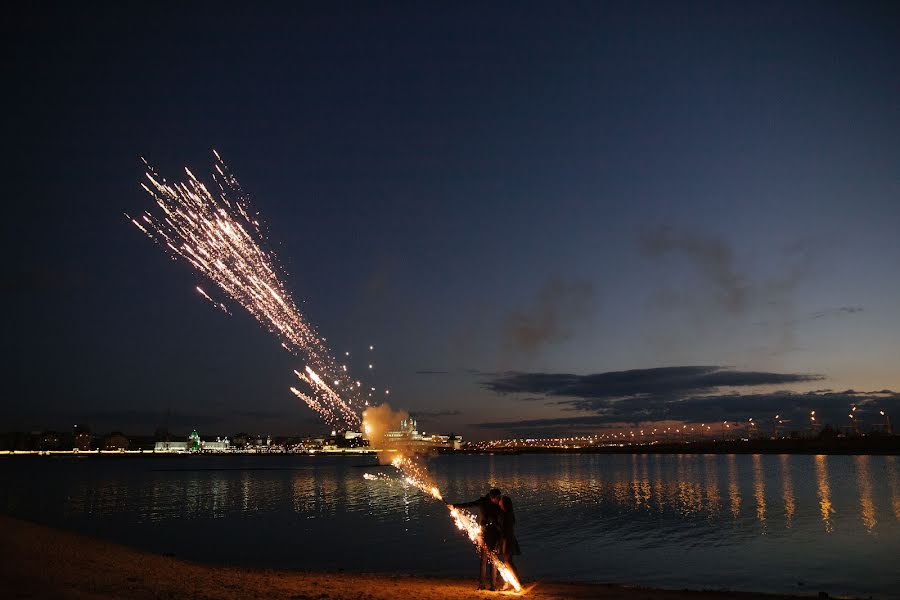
[2, 453, 899, 598]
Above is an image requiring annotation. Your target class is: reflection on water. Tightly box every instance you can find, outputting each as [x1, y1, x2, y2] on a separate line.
[631, 454, 650, 510]
[779, 454, 795, 528]
[703, 455, 720, 517]
[727, 454, 742, 518]
[752, 454, 767, 530]
[21, 454, 900, 537]
[815, 455, 835, 533]
[886, 456, 900, 520]
[2, 454, 899, 599]
[652, 454, 666, 512]
[854, 456, 877, 532]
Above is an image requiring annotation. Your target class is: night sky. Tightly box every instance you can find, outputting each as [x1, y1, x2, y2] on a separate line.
[5, 1, 900, 439]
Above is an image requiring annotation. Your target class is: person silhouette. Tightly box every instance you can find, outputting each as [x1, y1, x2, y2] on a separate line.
[497, 494, 521, 590]
[448, 488, 502, 590]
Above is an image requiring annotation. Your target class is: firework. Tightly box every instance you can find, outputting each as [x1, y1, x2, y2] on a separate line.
[132, 154, 518, 590]
[388, 455, 522, 592]
[129, 152, 362, 428]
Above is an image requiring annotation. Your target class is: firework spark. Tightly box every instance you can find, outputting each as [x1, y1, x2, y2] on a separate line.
[130, 152, 362, 428]
[132, 153, 517, 589]
[388, 455, 522, 592]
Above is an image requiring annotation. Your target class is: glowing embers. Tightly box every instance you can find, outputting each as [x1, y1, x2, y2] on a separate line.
[380, 455, 522, 592]
[130, 152, 363, 429]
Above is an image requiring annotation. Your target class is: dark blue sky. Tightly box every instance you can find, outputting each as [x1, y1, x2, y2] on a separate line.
[4, 1, 900, 438]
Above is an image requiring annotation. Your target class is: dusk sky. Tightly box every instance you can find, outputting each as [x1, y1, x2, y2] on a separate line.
[5, 2, 899, 439]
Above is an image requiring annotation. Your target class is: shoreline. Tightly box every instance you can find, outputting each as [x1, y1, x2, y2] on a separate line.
[0, 514, 835, 600]
[3, 434, 898, 457]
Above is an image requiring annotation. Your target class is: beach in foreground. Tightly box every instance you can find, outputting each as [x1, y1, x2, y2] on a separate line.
[1, 515, 827, 600]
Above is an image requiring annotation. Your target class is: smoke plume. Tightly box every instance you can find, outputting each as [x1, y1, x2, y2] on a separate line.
[361, 403, 408, 451]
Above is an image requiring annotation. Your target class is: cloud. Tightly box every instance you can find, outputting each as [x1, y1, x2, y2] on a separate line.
[474, 389, 900, 433]
[482, 366, 820, 401]
[638, 226, 850, 357]
[412, 409, 463, 418]
[639, 226, 748, 313]
[477, 366, 840, 433]
[500, 278, 596, 354]
[756, 306, 865, 328]
[809, 306, 864, 320]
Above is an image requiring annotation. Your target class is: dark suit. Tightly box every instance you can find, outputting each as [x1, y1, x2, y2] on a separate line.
[453, 495, 502, 587]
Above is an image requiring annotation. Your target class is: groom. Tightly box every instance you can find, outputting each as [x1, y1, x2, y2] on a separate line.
[448, 488, 503, 590]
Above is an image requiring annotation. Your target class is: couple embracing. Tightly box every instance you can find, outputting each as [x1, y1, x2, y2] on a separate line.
[448, 488, 521, 591]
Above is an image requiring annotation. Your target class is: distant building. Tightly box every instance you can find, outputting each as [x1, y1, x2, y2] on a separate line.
[38, 431, 63, 450]
[154, 440, 189, 452]
[73, 425, 92, 451]
[231, 433, 250, 448]
[202, 437, 231, 451]
[154, 430, 229, 452]
[103, 432, 129, 451]
[322, 430, 370, 452]
[384, 418, 462, 451]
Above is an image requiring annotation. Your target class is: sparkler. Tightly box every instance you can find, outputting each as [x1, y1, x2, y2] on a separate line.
[132, 153, 519, 590]
[129, 152, 363, 428]
[389, 455, 522, 592]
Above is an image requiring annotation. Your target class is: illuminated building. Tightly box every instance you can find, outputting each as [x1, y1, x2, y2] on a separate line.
[384, 417, 463, 451]
[153, 430, 230, 453]
[103, 432, 129, 450]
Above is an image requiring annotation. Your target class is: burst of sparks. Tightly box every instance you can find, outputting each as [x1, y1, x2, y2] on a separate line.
[388, 456, 522, 592]
[131, 152, 362, 428]
[132, 153, 514, 589]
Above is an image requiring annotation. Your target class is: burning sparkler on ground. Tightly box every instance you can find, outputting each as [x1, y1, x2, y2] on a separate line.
[388, 454, 523, 592]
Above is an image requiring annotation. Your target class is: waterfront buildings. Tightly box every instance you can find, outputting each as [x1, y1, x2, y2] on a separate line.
[384, 417, 462, 451]
[153, 430, 231, 453]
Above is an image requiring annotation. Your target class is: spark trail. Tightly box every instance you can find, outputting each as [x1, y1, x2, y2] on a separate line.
[129, 152, 362, 429]
[131, 153, 518, 590]
[389, 455, 522, 592]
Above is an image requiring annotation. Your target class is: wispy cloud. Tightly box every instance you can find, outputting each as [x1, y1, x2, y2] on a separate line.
[413, 409, 463, 418]
[474, 366, 882, 434]
[639, 226, 748, 313]
[500, 277, 596, 354]
[809, 306, 864, 320]
[475, 389, 899, 433]
[483, 366, 820, 401]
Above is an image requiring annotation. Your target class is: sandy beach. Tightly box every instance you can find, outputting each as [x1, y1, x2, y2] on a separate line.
[0, 514, 827, 600]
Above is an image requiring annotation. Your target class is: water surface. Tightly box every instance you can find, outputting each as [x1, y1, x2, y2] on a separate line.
[1, 453, 898, 598]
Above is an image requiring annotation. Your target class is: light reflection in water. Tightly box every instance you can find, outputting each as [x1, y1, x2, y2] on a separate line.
[886, 456, 900, 520]
[779, 454, 795, 528]
[854, 456, 877, 532]
[639, 454, 651, 510]
[703, 454, 720, 517]
[631, 454, 643, 510]
[752, 454, 766, 530]
[815, 455, 835, 533]
[685, 455, 704, 515]
[652, 454, 666, 513]
[727, 454, 741, 518]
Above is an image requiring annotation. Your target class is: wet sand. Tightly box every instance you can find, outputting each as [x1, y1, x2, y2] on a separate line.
[0, 515, 821, 600]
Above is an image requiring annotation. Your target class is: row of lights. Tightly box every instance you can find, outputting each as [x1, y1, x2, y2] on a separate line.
[470, 408, 892, 448]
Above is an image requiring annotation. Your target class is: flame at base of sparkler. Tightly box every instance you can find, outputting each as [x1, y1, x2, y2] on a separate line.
[388, 455, 522, 593]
